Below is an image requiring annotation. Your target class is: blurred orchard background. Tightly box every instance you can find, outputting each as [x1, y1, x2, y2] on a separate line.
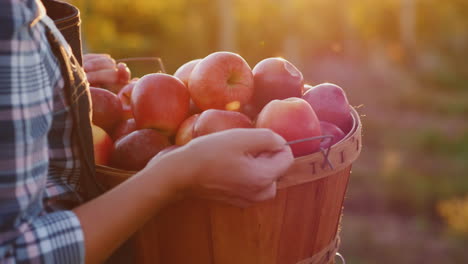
[69, 0, 468, 263]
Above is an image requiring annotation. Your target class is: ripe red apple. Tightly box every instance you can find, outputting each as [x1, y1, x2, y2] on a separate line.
[174, 59, 203, 115]
[91, 124, 114, 166]
[241, 103, 259, 121]
[194, 109, 253, 137]
[175, 114, 199, 146]
[174, 59, 202, 87]
[90, 87, 123, 134]
[319, 121, 345, 149]
[256, 98, 321, 157]
[251, 58, 304, 111]
[112, 118, 137, 142]
[118, 80, 137, 120]
[111, 129, 171, 171]
[188, 99, 201, 115]
[132, 73, 190, 135]
[302, 83, 353, 133]
[188, 51, 254, 110]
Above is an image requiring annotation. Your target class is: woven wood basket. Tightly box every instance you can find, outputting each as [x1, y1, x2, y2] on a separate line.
[96, 107, 362, 264]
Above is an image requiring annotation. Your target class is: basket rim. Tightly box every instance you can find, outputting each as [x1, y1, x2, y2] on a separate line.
[285, 106, 360, 162]
[276, 107, 361, 189]
[95, 107, 362, 188]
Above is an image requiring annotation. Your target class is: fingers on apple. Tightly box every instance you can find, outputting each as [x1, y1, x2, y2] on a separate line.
[86, 68, 119, 86]
[233, 128, 288, 154]
[84, 56, 116, 72]
[117, 62, 131, 84]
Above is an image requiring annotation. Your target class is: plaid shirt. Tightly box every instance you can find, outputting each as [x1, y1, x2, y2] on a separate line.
[1, 0, 85, 263]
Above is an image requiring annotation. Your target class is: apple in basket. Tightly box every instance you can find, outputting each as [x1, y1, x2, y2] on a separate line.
[132, 73, 190, 136]
[175, 114, 200, 146]
[118, 80, 138, 120]
[256, 98, 321, 157]
[174, 59, 203, 115]
[250, 57, 304, 114]
[319, 121, 345, 149]
[174, 59, 202, 87]
[112, 118, 137, 142]
[193, 109, 253, 138]
[90, 87, 123, 134]
[91, 124, 114, 166]
[302, 83, 353, 134]
[111, 129, 171, 171]
[188, 51, 254, 111]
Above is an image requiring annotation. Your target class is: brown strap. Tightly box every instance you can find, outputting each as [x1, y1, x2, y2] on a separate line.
[45, 23, 103, 200]
[41, 0, 84, 65]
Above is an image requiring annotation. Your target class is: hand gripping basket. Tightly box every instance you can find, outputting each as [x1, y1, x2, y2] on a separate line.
[96, 107, 362, 264]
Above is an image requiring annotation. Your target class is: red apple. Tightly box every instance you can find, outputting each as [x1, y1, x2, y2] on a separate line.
[91, 124, 114, 166]
[118, 80, 137, 120]
[188, 99, 201, 115]
[194, 109, 253, 137]
[111, 129, 171, 171]
[319, 121, 345, 149]
[132, 73, 190, 135]
[241, 103, 259, 121]
[188, 51, 254, 110]
[174, 59, 203, 116]
[175, 114, 199, 146]
[90, 87, 123, 134]
[112, 118, 137, 142]
[174, 59, 202, 87]
[256, 98, 321, 157]
[302, 83, 353, 133]
[251, 58, 304, 111]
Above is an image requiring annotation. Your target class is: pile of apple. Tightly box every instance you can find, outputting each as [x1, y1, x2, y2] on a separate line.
[90, 52, 353, 171]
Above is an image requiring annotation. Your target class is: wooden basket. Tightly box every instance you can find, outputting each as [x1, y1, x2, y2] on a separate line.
[96, 108, 362, 264]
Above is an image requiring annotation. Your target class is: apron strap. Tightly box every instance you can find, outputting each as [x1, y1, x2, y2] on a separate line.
[43, 15, 103, 200]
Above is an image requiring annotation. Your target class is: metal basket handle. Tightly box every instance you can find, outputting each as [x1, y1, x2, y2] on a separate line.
[116, 57, 166, 74]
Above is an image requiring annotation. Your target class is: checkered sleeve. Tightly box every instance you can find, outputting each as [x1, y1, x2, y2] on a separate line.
[0, 1, 85, 263]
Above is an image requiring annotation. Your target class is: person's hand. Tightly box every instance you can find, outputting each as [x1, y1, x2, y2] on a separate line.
[83, 53, 131, 93]
[145, 128, 294, 207]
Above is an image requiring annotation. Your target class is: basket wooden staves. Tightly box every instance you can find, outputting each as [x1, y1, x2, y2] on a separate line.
[96, 107, 362, 264]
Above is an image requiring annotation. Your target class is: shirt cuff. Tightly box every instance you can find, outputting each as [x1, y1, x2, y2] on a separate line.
[16, 210, 85, 264]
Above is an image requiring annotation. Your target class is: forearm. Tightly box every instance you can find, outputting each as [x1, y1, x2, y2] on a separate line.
[73, 154, 189, 264]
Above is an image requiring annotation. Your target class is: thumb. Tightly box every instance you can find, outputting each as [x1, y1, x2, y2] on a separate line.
[117, 62, 131, 83]
[251, 181, 277, 202]
[232, 128, 288, 155]
[252, 145, 294, 182]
